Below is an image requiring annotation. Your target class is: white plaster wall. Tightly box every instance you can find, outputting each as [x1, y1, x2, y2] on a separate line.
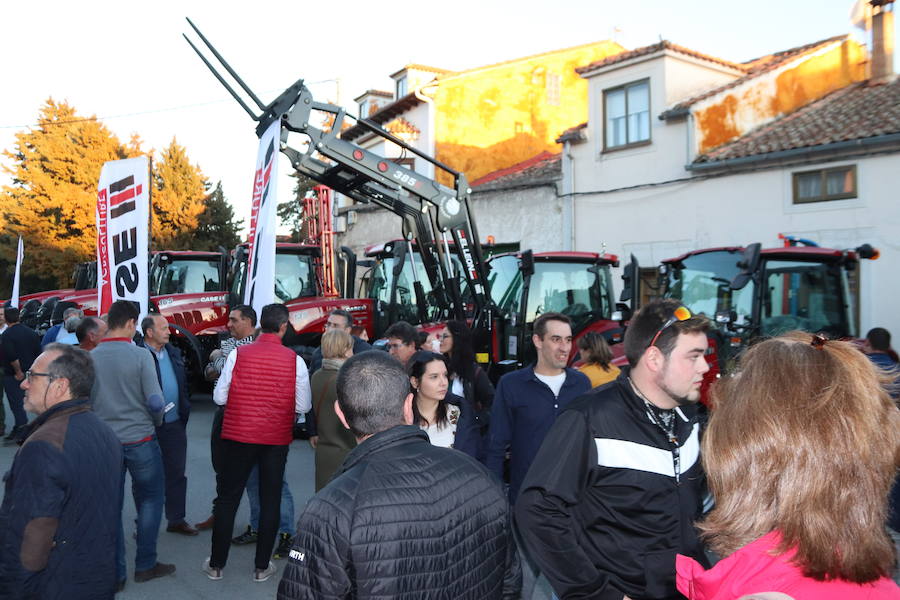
[573, 58, 691, 194]
[573, 153, 900, 337]
[662, 55, 741, 106]
[469, 185, 564, 252]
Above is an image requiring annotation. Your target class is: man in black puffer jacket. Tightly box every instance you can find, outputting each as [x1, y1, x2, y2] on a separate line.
[277, 351, 521, 599]
[0, 344, 122, 599]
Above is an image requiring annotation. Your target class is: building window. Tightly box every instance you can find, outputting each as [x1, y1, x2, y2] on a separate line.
[358, 100, 369, 118]
[792, 165, 857, 204]
[514, 122, 524, 134]
[546, 73, 561, 106]
[396, 77, 408, 99]
[604, 79, 650, 150]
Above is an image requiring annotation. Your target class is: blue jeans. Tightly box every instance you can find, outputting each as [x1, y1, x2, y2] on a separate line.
[115, 437, 165, 581]
[246, 464, 294, 535]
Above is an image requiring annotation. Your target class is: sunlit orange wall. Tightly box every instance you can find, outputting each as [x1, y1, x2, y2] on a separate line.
[695, 39, 868, 153]
[432, 41, 625, 184]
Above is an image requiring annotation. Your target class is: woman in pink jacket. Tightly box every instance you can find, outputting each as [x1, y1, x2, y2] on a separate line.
[677, 331, 900, 600]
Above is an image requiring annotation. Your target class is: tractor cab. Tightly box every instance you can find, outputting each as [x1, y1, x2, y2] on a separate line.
[487, 251, 620, 372]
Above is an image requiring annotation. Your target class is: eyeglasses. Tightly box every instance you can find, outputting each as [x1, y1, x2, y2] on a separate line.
[439, 334, 452, 340]
[649, 306, 692, 348]
[25, 370, 54, 383]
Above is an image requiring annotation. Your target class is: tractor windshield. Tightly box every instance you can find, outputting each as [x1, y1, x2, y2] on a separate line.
[759, 259, 854, 338]
[366, 251, 468, 325]
[229, 251, 318, 303]
[151, 257, 222, 295]
[488, 257, 614, 327]
[528, 261, 613, 326]
[273, 253, 317, 301]
[665, 250, 754, 325]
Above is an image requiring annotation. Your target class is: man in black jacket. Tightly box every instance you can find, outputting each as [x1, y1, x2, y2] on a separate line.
[516, 299, 711, 600]
[277, 351, 521, 600]
[139, 314, 196, 536]
[0, 344, 122, 598]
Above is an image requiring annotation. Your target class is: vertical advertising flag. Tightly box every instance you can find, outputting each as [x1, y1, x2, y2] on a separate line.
[10, 236, 23, 308]
[244, 120, 279, 316]
[96, 156, 150, 320]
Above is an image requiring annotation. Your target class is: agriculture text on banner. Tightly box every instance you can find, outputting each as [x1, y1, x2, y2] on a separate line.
[244, 120, 279, 316]
[96, 156, 149, 319]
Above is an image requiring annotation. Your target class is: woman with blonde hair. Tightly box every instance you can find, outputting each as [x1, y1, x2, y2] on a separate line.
[576, 331, 620, 388]
[677, 331, 900, 599]
[310, 329, 356, 491]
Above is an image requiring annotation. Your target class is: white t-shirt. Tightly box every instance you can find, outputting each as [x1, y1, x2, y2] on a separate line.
[450, 376, 464, 398]
[535, 371, 566, 398]
[422, 404, 461, 449]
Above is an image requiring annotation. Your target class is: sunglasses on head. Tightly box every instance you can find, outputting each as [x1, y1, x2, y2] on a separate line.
[649, 306, 692, 348]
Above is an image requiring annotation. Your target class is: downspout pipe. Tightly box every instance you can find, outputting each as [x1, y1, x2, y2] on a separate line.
[561, 140, 576, 251]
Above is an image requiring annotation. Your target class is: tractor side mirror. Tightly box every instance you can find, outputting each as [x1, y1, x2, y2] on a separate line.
[730, 243, 761, 290]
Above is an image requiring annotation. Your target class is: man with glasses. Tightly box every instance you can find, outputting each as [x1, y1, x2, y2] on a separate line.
[307, 309, 371, 376]
[0, 344, 122, 598]
[384, 321, 419, 367]
[516, 299, 711, 600]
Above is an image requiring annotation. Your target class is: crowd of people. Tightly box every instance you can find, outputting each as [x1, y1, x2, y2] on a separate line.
[0, 298, 897, 599]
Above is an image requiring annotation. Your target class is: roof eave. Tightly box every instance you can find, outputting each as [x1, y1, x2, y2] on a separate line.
[688, 132, 900, 172]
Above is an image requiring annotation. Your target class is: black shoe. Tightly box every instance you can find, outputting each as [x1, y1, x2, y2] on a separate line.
[231, 525, 258, 545]
[4, 426, 21, 442]
[273, 533, 292, 559]
[134, 562, 176, 583]
[116, 579, 126, 593]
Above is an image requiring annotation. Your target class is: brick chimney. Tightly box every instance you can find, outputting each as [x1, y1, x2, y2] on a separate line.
[870, 0, 895, 81]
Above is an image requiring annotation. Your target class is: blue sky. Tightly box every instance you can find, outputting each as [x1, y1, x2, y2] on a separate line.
[1, 0, 894, 228]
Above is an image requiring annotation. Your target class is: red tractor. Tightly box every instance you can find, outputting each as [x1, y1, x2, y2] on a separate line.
[657, 236, 878, 399]
[486, 250, 627, 376]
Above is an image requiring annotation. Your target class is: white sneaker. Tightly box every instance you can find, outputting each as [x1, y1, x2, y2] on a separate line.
[202, 557, 223, 580]
[253, 561, 276, 582]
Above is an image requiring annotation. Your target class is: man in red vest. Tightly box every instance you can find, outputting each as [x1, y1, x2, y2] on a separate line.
[204, 303, 311, 583]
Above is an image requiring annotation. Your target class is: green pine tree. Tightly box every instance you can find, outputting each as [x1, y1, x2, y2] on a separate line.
[195, 181, 243, 251]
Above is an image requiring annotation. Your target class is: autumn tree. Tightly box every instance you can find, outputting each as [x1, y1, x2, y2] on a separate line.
[194, 181, 243, 250]
[151, 138, 208, 249]
[0, 99, 143, 290]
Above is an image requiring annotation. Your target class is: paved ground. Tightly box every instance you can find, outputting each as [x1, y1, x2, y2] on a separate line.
[0, 396, 555, 599]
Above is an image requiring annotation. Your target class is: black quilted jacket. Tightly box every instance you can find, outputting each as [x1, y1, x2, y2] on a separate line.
[277, 425, 521, 599]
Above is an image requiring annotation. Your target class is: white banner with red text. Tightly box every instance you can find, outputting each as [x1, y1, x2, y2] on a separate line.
[243, 120, 279, 316]
[96, 156, 149, 320]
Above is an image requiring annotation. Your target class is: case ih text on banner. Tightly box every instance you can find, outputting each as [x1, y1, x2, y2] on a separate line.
[96, 157, 149, 319]
[244, 120, 279, 316]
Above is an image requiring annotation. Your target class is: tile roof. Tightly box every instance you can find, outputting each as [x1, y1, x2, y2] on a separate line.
[575, 40, 744, 76]
[660, 35, 849, 120]
[384, 117, 420, 137]
[389, 64, 455, 79]
[340, 92, 424, 142]
[693, 77, 900, 164]
[471, 151, 561, 190]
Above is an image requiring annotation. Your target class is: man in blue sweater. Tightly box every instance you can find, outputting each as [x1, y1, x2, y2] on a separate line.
[485, 312, 590, 504]
[91, 300, 174, 590]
